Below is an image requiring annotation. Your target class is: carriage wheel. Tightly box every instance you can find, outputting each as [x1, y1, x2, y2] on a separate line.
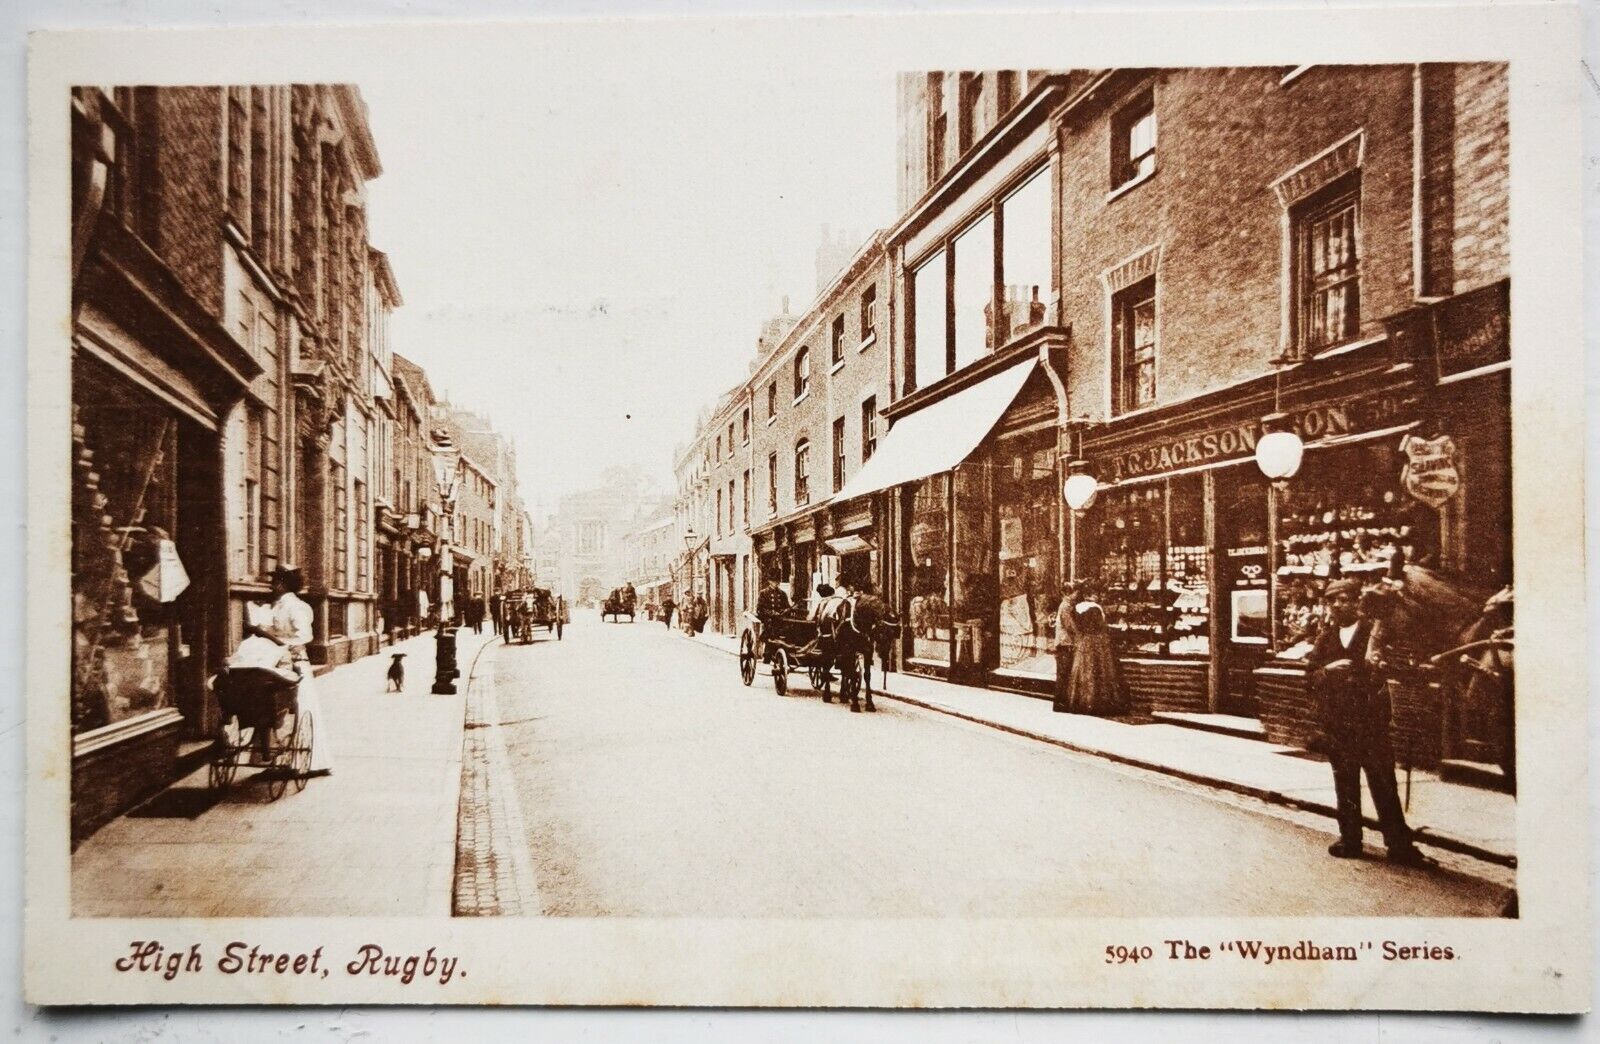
[209, 718, 240, 793]
[291, 713, 314, 793]
[810, 663, 831, 695]
[739, 633, 757, 686]
[839, 656, 862, 710]
[263, 708, 297, 802]
[771, 648, 789, 696]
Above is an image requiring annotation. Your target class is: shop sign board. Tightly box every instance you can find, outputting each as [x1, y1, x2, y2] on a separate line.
[1399, 433, 1461, 509]
[1097, 390, 1411, 482]
[1435, 280, 1509, 378]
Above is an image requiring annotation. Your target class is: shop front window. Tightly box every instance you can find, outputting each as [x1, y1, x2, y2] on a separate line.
[71, 367, 180, 736]
[906, 473, 951, 665]
[1092, 475, 1210, 657]
[994, 436, 1060, 674]
[1275, 440, 1414, 654]
[951, 463, 995, 670]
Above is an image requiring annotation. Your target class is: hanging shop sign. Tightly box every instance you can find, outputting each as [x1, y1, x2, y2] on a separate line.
[1399, 433, 1461, 509]
[1098, 390, 1412, 482]
[1434, 280, 1509, 378]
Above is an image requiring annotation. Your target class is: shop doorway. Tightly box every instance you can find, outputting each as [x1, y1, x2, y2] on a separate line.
[1215, 471, 1272, 716]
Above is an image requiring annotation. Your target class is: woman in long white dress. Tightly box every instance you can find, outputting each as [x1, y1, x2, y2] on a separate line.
[258, 564, 333, 776]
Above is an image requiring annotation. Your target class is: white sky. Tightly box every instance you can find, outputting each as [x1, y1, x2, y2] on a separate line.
[362, 61, 897, 513]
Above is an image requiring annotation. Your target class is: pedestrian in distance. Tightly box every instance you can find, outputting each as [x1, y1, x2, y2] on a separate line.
[490, 592, 504, 637]
[1305, 578, 1425, 865]
[660, 594, 676, 629]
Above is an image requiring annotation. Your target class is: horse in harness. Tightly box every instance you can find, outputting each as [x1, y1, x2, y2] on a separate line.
[816, 591, 899, 713]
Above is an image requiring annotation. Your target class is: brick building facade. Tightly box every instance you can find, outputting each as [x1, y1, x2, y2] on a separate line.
[677, 63, 1511, 781]
[68, 83, 396, 838]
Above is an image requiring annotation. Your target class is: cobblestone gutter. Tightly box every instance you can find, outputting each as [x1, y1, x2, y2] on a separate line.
[453, 640, 543, 916]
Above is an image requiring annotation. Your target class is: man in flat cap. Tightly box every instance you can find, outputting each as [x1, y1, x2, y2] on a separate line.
[1305, 577, 1423, 865]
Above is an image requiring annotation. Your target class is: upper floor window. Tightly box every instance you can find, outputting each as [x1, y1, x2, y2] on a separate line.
[767, 452, 778, 513]
[908, 249, 947, 395]
[904, 163, 1053, 394]
[928, 72, 948, 183]
[1111, 276, 1157, 415]
[794, 440, 811, 506]
[831, 315, 847, 367]
[1111, 90, 1157, 191]
[714, 434, 721, 460]
[860, 284, 878, 343]
[861, 396, 878, 462]
[832, 416, 846, 493]
[1295, 175, 1361, 352]
[742, 470, 750, 526]
[727, 422, 735, 458]
[953, 212, 995, 370]
[794, 348, 811, 401]
[767, 380, 777, 420]
[741, 407, 750, 444]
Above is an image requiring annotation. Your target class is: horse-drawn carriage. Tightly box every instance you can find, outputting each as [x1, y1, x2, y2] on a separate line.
[738, 594, 897, 713]
[506, 587, 564, 643]
[602, 585, 637, 622]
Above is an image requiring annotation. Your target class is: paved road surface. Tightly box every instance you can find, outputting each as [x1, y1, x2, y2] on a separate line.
[489, 610, 1509, 918]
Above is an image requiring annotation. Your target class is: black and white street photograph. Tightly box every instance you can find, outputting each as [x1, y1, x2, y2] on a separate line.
[22, 6, 1588, 1013]
[65, 60, 1517, 920]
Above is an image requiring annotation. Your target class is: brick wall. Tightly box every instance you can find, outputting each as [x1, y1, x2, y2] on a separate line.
[1449, 63, 1509, 294]
[1058, 65, 1417, 417]
[151, 87, 225, 317]
[748, 249, 888, 533]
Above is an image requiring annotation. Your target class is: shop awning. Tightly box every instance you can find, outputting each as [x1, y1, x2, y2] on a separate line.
[824, 533, 874, 555]
[834, 358, 1036, 502]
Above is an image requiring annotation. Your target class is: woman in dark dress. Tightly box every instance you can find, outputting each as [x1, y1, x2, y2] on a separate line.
[1067, 584, 1123, 715]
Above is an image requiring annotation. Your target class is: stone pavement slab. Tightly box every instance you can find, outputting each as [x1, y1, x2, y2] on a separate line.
[72, 627, 497, 918]
[682, 626, 1515, 866]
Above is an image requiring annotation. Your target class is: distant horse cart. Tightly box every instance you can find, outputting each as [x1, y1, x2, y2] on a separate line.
[505, 587, 564, 643]
[602, 586, 636, 622]
[738, 594, 898, 713]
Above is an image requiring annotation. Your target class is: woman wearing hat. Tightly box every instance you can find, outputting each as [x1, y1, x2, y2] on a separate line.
[252, 564, 333, 776]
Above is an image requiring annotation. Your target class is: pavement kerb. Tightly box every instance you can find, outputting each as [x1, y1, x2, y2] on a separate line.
[676, 628, 1515, 871]
[453, 633, 544, 915]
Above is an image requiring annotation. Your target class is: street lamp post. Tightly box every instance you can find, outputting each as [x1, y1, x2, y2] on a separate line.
[431, 437, 462, 695]
[681, 527, 699, 606]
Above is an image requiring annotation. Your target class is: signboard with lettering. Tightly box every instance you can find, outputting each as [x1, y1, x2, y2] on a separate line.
[1400, 433, 1461, 509]
[1094, 390, 1412, 482]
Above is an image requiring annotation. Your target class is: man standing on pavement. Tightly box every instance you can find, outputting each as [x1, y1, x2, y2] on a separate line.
[1305, 578, 1425, 866]
[490, 592, 504, 637]
[660, 593, 676, 629]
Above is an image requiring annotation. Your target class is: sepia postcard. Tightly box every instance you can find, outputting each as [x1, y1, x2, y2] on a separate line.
[24, 4, 1588, 1010]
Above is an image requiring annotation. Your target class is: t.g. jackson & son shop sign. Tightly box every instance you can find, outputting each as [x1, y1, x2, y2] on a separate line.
[1093, 390, 1413, 483]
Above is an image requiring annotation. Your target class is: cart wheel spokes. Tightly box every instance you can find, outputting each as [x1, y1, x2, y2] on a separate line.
[291, 712, 314, 792]
[739, 633, 757, 686]
[771, 648, 789, 696]
[209, 717, 240, 792]
[263, 709, 296, 801]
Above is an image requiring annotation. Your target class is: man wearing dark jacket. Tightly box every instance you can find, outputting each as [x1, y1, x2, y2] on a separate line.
[1306, 578, 1424, 865]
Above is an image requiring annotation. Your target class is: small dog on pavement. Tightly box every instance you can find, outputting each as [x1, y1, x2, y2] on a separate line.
[386, 653, 407, 692]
